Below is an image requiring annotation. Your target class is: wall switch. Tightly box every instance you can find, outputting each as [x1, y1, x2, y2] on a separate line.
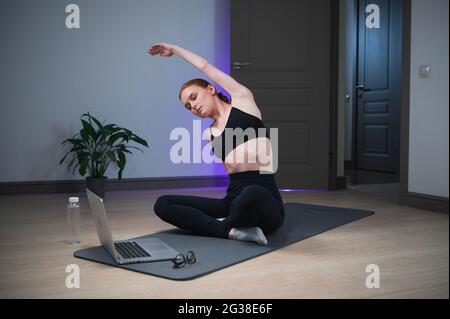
[419, 65, 431, 78]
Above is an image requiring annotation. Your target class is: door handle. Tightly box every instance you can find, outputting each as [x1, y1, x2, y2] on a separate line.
[355, 84, 371, 91]
[233, 62, 251, 70]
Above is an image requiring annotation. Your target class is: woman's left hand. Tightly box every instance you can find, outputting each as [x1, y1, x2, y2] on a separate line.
[148, 43, 175, 57]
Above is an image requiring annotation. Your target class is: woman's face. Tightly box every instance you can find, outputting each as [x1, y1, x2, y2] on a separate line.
[180, 84, 215, 118]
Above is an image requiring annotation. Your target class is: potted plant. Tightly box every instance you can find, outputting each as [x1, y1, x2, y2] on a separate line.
[59, 112, 149, 198]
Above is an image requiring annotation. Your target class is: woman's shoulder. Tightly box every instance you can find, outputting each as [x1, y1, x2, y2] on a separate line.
[230, 90, 262, 120]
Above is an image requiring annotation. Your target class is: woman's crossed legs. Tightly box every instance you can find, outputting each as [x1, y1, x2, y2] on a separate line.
[153, 185, 284, 245]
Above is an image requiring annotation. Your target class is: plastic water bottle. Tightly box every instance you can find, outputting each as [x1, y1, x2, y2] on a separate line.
[67, 197, 81, 244]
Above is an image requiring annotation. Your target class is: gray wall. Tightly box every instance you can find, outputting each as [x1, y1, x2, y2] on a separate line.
[409, 0, 449, 197]
[0, 0, 230, 182]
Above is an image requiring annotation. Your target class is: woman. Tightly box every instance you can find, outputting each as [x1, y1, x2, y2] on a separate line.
[149, 43, 284, 245]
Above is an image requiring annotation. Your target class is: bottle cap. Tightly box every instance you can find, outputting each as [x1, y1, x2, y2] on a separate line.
[69, 197, 79, 203]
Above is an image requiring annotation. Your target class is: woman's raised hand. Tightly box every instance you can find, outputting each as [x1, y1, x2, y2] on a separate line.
[148, 43, 175, 57]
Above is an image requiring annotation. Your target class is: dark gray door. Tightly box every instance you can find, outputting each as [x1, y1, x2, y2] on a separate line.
[356, 0, 402, 174]
[231, 0, 333, 189]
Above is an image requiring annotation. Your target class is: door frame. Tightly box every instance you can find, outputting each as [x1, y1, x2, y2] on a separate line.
[328, 0, 340, 191]
[350, 0, 358, 174]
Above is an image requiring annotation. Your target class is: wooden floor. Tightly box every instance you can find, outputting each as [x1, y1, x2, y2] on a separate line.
[0, 183, 448, 299]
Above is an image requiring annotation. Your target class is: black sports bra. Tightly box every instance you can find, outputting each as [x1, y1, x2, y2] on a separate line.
[209, 107, 271, 161]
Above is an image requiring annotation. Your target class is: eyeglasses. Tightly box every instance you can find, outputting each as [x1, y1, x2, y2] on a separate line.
[172, 250, 196, 269]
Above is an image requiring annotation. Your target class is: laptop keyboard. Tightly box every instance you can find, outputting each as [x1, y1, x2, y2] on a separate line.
[114, 241, 151, 259]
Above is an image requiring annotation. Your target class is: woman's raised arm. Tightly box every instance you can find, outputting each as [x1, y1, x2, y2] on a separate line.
[148, 43, 251, 97]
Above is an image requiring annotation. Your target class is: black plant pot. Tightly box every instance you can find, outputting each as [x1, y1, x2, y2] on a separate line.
[86, 176, 108, 199]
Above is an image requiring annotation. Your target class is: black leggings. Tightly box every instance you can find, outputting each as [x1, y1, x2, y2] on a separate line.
[153, 171, 285, 239]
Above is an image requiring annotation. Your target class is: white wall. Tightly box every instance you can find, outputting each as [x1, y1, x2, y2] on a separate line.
[0, 0, 230, 182]
[409, 0, 449, 198]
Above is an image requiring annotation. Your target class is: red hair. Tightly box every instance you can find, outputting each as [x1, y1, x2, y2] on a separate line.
[178, 78, 230, 104]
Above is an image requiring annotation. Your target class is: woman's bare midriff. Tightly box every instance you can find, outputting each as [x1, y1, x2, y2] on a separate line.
[223, 137, 275, 174]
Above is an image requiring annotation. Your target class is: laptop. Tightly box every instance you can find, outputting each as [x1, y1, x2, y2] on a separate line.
[86, 188, 180, 265]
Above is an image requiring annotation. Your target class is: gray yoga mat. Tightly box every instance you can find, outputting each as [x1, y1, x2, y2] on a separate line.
[74, 202, 374, 280]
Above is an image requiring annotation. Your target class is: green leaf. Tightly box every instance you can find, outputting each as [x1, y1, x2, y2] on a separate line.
[130, 134, 149, 147]
[117, 151, 126, 180]
[102, 124, 119, 135]
[123, 128, 132, 136]
[60, 152, 71, 165]
[108, 132, 128, 145]
[117, 151, 126, 169]
[82, 113, 107, 142]
[81, 119, 97, 140]
[107, 151, 116, 162]
[61, 133, 79, 144]
[124, 145, 145, 153]
[67, 154, 78, 171]
[60, 144, 86, 165]
[72, 162, 80, 175]
[61, 138, 86, 148]
[86, 113, 104, 130]
[93, 151, 103, 162]
[79, 157, 89, 176]
[80, 128, 89, 142]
